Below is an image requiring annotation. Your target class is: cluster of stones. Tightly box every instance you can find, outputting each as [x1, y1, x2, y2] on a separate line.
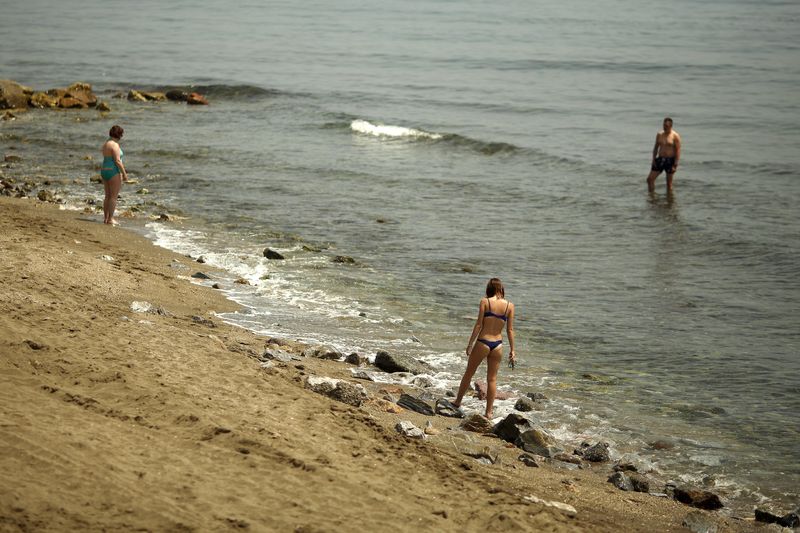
[0, 79, 209, 117]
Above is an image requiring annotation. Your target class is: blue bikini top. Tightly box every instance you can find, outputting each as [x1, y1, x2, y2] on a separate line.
[483, 298, 509, 321]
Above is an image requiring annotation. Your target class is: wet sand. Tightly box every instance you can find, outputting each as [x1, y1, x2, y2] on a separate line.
[0, 197, 760, 532]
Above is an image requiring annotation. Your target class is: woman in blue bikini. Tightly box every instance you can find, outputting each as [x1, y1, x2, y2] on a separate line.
[452, 278, 516, 419]
[100, 125, 128, 225]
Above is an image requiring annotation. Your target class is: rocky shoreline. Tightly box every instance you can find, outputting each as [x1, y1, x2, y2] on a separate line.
[1, 194, 796, 531]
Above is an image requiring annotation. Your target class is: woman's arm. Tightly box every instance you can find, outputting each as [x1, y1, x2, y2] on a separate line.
[506, 303, 516, 361]
[113, 143, 128, 181]
[466, 299, 485, 356]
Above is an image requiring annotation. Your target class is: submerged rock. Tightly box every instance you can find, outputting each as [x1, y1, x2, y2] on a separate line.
[263, 248, 285, 260]
[373, 350, 433, 375]
[514, 396, 537, 412]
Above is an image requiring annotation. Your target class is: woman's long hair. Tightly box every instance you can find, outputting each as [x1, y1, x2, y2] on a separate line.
[485, 278, 505, 298]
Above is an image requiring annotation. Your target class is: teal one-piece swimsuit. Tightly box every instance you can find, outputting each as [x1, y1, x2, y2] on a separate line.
[100, 146, 124, 181]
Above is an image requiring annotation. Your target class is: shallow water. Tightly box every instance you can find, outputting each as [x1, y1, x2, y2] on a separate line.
[2, 0, 799, 513]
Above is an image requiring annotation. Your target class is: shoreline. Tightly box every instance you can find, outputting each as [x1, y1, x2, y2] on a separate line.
[0, 198, 770, 531]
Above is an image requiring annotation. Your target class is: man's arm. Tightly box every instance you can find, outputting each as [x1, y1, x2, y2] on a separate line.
[673, 134, 681, 171]
[652, 133, 661, 161]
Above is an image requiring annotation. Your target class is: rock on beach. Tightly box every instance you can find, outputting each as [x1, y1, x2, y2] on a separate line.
[373, 350, 434, 375]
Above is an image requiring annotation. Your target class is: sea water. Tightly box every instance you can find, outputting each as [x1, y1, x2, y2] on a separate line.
[2, 0, 799, 514]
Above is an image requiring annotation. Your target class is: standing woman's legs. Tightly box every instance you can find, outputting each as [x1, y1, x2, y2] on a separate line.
[106, 174, 122, 224]
[102, 179, 112, 223]
[453, 343, 489, 407]
[484, 348, 503, 418]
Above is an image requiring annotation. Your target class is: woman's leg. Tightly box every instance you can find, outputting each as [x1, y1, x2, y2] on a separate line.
[484, 348, 503, 418]
[102, 179, 111, 223]
[106, 175, 122, 224]
[454, 343, 489, 407]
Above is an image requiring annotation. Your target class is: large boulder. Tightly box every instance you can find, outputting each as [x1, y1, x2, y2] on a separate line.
[373, 350, 433, 375]
[492, 413, 535, 443]
[0, 80, 29, 109]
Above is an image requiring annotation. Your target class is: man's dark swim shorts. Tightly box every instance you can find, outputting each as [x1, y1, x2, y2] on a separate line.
[651, 157, 676, 173]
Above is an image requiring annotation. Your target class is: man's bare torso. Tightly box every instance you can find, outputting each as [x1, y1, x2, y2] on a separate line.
[656, 130, 680, 158]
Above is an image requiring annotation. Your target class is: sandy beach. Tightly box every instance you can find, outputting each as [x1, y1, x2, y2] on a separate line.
[0, 196, 769, 532]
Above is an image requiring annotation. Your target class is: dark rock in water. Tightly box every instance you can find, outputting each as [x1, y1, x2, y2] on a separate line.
[395, 421, 425, 439]
[196, 256, 206, 263]
[575, 441, 610, 462]
[460, 413, 493, 433]
[374, 350, 433, 375]
[434, 399, 464, 418]
[649, 439, 676, 450]
[166, 89, 188, 101]
[514, 397, 537, 412]
[673, 486, 724, 510]
[4, 155, 22, 163]
[234, 278, 250, 285]
[397, 393, 434, 416]
[515, 427, 559, 457]
[191, 272, 211, 279]
[755, 508, 800, 528]
[682, 510, 719, 533]
[187, 92, 209, 105]
[2, 111, 16, 121]
[345, 352, 366, 366]
[492, 413, 535, 443]
[212, 283, 221, 289]
[474, 380, 514, 400]
[331, 255, 356, 264]
[518, 453, 540, 468]
[96, 101, 111, 112]
[305, 376, 367, 407]
[608, 472, 634, 491]
[263, 248, 285, 260]
[526, 392, 548, 401]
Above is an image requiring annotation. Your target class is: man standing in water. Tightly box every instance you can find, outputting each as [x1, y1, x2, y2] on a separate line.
[647, 117, 681, 193]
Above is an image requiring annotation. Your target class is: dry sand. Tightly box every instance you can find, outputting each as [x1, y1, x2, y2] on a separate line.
[0, 197, 762, 532]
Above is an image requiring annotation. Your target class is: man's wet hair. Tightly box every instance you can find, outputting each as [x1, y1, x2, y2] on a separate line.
[663, 117, 673, 125]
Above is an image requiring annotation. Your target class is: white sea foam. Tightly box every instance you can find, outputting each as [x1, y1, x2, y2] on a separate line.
[350, 119, 443, 140]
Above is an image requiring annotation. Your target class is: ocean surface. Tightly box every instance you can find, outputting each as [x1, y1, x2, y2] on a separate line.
[2, 0, 799, 514]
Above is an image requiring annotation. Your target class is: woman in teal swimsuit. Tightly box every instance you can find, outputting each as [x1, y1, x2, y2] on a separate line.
[100, 124, 128, 225]
[452, 278, 516, 419]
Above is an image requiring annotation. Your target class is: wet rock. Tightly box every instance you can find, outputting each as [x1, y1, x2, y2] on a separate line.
[186, 92, 209, 105]
[332, 255, 356, 264]
[474, 380, 514, 400]
[158, 213, 173, 222]
[36, 189, 55, 203]
[128, 90, 148, 102]
[434, 399, 464, 418]
[396, 393, 434, 416]
[628, 473, 650, 493]
[166, 89, 188, 101]
[410, 375, 434, 388]
[263, 248, 285, 260]
[608, 471, 634, 491]
[0, 80, 29, 109]
[574, 441, 610, 462]
[460, 413, 494, 433]
[681, 510, 719, 533]
[673, 486, 724, 510]
[613, 461, 638, 472]
[191, 272, 211, 279]
[4, 155, 22, 163]
[2, 111, 16, 121]
[526, 392, 548, 401]
[755, 508, 800, 528]
[96, 101, 111, 112]
[518, 453, 541, 467]
[373, 350, 434, 375]
[515, 427, 558, 457]
[302, 345, 342, 360]
[345, 352, 366, 366]
[196, 256, 206, 263]
[29, 92, 59, 108]
[212, 283, 221, 289]
[234, 278, 250, 285]
[514, 396, 537, 412]
[395, 421, 425, 439]
[304, 376, 367, 407]
[649, 439, 676, 450]
[351, 370, 378, 381]
[492, 413, 535, 443]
